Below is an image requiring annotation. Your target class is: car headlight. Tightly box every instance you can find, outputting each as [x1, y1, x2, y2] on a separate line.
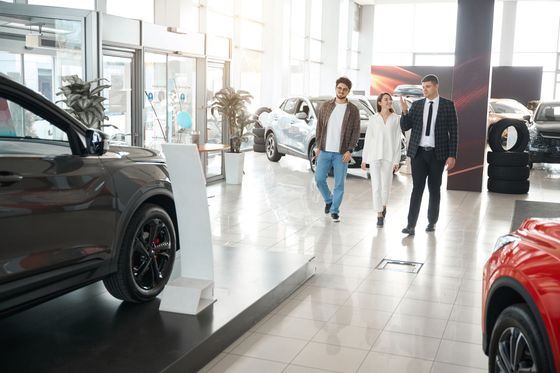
[492, 234, 520, 253]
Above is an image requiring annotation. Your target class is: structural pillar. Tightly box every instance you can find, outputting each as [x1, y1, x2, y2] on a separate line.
[448, 0, 495, 192]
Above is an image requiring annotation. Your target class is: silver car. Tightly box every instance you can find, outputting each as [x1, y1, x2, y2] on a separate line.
[260, 96, 373, 172]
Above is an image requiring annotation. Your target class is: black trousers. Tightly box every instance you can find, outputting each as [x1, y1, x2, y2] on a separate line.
[407, 148, 446, 228]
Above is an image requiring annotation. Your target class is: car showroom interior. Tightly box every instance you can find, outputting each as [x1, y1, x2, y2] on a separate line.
[1, 0, 559, 372]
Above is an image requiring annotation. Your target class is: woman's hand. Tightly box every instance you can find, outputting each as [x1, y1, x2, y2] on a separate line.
[393, 164, 400, 173]
[361, 162, 367, 171]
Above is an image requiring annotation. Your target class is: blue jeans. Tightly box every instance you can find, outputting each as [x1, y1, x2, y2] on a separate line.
[315, 151, 348, 214]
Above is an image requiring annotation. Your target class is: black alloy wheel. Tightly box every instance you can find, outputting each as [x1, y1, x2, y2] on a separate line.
[489, 304, 552, 373]
[494, 326, 536, 372]
[104, 204, 176, 302]
[131, 216, 174, 291]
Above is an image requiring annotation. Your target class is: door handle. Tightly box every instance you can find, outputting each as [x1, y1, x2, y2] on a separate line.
[0, 172, 23, 186]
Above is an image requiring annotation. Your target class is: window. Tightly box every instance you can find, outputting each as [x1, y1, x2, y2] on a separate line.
[282, 98, 298, 114]
[0, 96, 70, 156]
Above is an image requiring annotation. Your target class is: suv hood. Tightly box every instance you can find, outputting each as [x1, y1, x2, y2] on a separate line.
[535, 120, 560, 136]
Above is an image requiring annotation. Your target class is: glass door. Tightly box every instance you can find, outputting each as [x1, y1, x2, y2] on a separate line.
[206, 62, 226, 179]
[102, 52, 134, 145]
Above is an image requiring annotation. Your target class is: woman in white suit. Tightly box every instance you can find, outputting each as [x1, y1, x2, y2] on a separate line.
[361, 92, 403, 227]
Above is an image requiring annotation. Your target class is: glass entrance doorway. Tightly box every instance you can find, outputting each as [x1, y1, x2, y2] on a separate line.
[102, 52, 134, 146]
[206, 62, 226, 180]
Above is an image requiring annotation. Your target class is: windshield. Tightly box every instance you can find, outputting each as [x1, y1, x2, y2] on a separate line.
[536, 103, 560, 121]
[490, 100, 530, 115]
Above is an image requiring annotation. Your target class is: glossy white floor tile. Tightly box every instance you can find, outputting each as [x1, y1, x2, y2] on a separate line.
[199, 154, 560, 372]
[291, 341, 369, 373]
[357, 351, 433, 373]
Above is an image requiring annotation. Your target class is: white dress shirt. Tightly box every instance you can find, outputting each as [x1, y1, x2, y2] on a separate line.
[419, 96, 439, 147]
[361, 112, 402, 165]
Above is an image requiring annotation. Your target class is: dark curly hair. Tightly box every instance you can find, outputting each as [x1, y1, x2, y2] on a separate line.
[336, 77, 352, 91]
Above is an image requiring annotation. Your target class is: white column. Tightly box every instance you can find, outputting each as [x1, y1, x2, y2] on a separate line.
[499, 0, 517, 66]
[261, 0, 290, 107]
[320, 0, 342, 94]
[358, 5, 375, 95]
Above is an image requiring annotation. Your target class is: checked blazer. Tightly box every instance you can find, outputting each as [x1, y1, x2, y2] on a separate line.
[400, 97, 458, 161]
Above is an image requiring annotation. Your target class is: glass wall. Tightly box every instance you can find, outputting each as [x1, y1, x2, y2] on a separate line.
[102, 54, 133, 145]
[143, 52, 197, 151]
[512, 1, 560, 99]
[0, 13, 84, 105]
[372, 3, 457, 66]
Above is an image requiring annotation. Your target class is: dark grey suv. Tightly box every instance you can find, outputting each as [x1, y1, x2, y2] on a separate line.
[0, 75, 177, 317]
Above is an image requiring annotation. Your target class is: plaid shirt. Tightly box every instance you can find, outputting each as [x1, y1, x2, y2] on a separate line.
[315, 98, 361, 154]
[401, 97, 458, 161]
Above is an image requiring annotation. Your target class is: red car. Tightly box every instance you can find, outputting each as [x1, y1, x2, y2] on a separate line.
[482, 218, 560, 372]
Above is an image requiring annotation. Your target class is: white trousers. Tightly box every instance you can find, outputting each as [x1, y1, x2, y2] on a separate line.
[370, 160, 393, 213]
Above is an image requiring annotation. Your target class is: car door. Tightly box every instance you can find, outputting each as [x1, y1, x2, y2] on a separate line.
[291, 98, 314, 155]
[276, 98, 298, 149]
[0, 93, 116, 285]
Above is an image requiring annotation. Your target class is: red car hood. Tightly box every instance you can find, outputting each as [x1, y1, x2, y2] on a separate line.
[516, 218, 560, 260]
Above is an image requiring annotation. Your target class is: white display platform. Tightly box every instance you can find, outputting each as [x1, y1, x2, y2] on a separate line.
[160, 144, 215, 315]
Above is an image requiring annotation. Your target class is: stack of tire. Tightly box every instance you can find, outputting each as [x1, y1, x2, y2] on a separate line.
[487, 119, 530, 194]
[252, 107, 270, 153]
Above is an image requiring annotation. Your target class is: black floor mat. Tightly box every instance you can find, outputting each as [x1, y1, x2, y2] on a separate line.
[510, 200, 560, 231]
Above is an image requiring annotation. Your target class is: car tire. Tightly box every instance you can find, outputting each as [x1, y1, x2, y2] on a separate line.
[488, 119, 530, 152]
[488, 165, 530, 181]
[103, 204, 176, 303]
[265, 132, 282, 162]
[308, 144, 317, 173]
[487, 151, 529, 167]
[489, 304, 552, 373]
[487, 178, 530, 194]
[253, 135, 265, 145]
[253, 143, 266, 153]
[252, 128, 265, 138]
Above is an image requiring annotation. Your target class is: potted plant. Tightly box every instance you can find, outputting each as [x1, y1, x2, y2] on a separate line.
[56, 75, 111, 129]
[210, 87, 256, 184]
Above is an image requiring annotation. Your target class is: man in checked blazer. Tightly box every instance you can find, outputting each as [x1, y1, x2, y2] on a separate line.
[399, 74, 458, 235]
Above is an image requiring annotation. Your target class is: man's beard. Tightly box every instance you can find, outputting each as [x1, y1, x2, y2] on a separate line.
[336, 93, 347, 100]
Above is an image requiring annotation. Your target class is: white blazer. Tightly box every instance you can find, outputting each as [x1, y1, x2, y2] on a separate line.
[361, 112, 402, 165]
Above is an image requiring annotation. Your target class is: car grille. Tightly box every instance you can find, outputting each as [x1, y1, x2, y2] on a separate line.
[540, 131, 560, 140]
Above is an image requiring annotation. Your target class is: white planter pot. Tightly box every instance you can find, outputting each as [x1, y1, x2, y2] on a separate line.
[224, 152, 245, 184]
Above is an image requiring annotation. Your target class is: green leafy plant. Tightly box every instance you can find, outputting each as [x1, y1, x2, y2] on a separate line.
[210, 87, 256, 153]
[56, 75, 111, 129]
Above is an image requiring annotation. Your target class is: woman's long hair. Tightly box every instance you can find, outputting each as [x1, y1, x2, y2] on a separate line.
[376, 92, 394, 113]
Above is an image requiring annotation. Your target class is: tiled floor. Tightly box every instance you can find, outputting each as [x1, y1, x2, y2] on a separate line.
[200, 152, 560, 373]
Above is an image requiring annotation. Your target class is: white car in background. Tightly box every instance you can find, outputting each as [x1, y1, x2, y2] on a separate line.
[259, 96, 407, 172]
[259, 96, 373, 172]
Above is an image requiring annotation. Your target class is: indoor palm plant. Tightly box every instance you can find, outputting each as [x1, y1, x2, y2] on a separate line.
[56, 75, 111, 129]
[210, 87, 256, 183]
[210, 87, 255, 153]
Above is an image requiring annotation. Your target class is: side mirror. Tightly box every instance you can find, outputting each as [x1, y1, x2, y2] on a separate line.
[86, 128, 109, 155]
[295, 112, 308, 120]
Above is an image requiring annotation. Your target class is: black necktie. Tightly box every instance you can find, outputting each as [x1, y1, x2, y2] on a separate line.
[425, 101, 433, 136]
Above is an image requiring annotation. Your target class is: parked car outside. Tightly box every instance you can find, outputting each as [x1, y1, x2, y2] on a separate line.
[0, 74, 178, 317]
[528, 101, 560, 165]
[482, 218, 560, 373]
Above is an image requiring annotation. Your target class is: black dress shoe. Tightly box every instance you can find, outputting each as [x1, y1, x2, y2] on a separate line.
[382, 206, 387, 218]
[402, 227, 415, 235]
[426, 224, 435, 232]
